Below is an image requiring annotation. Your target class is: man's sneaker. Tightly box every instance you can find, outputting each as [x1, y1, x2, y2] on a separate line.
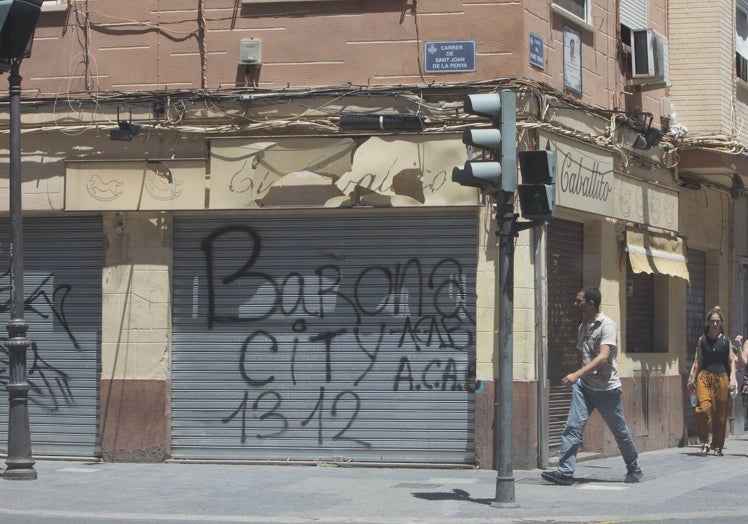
[541, 470, 573, 486]
[624, 469, 643, 483]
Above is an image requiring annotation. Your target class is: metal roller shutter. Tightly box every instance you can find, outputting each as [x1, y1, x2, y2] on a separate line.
[0, 216, 102, 457]
[547, 219, 584, 449]
[620, 0, 647, 31]
[172, 211, 478, 464]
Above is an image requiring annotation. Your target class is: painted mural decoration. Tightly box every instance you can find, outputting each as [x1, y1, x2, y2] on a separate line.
[65, 136, 475, 211]
[65, 160, 205, 211]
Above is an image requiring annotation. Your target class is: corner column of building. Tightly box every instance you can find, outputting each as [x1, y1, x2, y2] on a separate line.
[474, 205, 498, 469]
[579, 219, 619, 455]
[473, 204, 542, 470]
[100, 212, 172, 462]
[511, 224, 540, 470]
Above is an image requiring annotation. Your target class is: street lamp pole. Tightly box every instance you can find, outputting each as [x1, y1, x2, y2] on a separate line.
[3, 58, 36, 481]
[0, 0, 45, 480]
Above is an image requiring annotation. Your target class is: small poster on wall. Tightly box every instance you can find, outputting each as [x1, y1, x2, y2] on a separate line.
[563, 25, 582, 94]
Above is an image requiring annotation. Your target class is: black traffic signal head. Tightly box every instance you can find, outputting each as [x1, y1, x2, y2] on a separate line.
[517, 150, 556, 221]
[517, 184, 554, 221]
[518, 149, 556, 184]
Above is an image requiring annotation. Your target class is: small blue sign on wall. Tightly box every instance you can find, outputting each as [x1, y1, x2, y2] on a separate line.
[529, 33, 544, 69]
[425, 41, 476, 73]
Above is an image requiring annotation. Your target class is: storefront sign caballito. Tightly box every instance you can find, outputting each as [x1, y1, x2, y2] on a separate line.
[540, 132, 678, 231]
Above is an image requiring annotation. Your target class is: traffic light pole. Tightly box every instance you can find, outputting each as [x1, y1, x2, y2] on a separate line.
[449, 88, 545, 507]
[492, 191, 540, 508]
[492, 190, 519, 507]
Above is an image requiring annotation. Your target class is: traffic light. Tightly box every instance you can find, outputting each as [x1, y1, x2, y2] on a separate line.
[0, 0, 43, 68]
[451, 89, 516, 194]
[517, 150, 556, 221]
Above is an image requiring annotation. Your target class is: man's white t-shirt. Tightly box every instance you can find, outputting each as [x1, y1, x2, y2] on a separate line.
[576, 312, 622, 391]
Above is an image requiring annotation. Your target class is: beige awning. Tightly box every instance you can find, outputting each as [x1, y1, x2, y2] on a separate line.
[626, 228, 690, 281]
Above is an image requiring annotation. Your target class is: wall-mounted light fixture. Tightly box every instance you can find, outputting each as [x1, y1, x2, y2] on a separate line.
[110, 107, 141, 141]
[632, 126, 663, 150]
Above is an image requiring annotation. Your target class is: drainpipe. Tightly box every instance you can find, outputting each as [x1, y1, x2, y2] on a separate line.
[731, 174, 747, 434]
[534, 224, 549, 468]
[731, 174, 747, 334]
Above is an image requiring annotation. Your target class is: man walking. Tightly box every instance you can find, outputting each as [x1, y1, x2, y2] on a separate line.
[541, 287, 643, 485]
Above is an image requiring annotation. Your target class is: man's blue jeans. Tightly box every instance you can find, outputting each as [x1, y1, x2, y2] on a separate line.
[557, 381, 640, 477]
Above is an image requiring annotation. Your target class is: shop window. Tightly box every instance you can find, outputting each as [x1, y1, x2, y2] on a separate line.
[625, 258, 667, 354]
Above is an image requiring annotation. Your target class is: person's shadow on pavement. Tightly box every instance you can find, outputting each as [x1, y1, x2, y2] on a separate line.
[412, 488, 493, 505]
[569, 476, 624, 483]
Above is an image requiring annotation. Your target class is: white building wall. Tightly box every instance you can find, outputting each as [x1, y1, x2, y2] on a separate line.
[669, 0, 733, 135]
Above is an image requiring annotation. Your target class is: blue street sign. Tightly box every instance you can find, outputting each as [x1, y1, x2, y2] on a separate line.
[424, 41, 476, 73]
[529, 33, 544, 69]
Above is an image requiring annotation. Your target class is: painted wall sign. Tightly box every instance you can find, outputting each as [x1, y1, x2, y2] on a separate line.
[424, 41, 476, 73]
[209, 135, 478, 208]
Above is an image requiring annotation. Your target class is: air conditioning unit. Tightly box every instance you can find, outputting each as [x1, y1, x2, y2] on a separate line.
[629, 29, 669, 87]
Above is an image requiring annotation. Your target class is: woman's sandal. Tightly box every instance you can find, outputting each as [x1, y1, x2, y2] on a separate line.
[697, 444, 709, 456]
[713, 448, 724, 456]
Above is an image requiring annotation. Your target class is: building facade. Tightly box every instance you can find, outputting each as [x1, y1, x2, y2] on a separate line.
[0, 0, 744, 469]
[668, 0, 748, 435]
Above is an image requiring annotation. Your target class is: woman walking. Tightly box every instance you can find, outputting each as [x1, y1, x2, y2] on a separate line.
[687, 306, 737, 456]
[734, 334, 748, 368]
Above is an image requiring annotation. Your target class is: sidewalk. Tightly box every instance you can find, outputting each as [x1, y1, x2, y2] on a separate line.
[1, 436, 748, 523]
